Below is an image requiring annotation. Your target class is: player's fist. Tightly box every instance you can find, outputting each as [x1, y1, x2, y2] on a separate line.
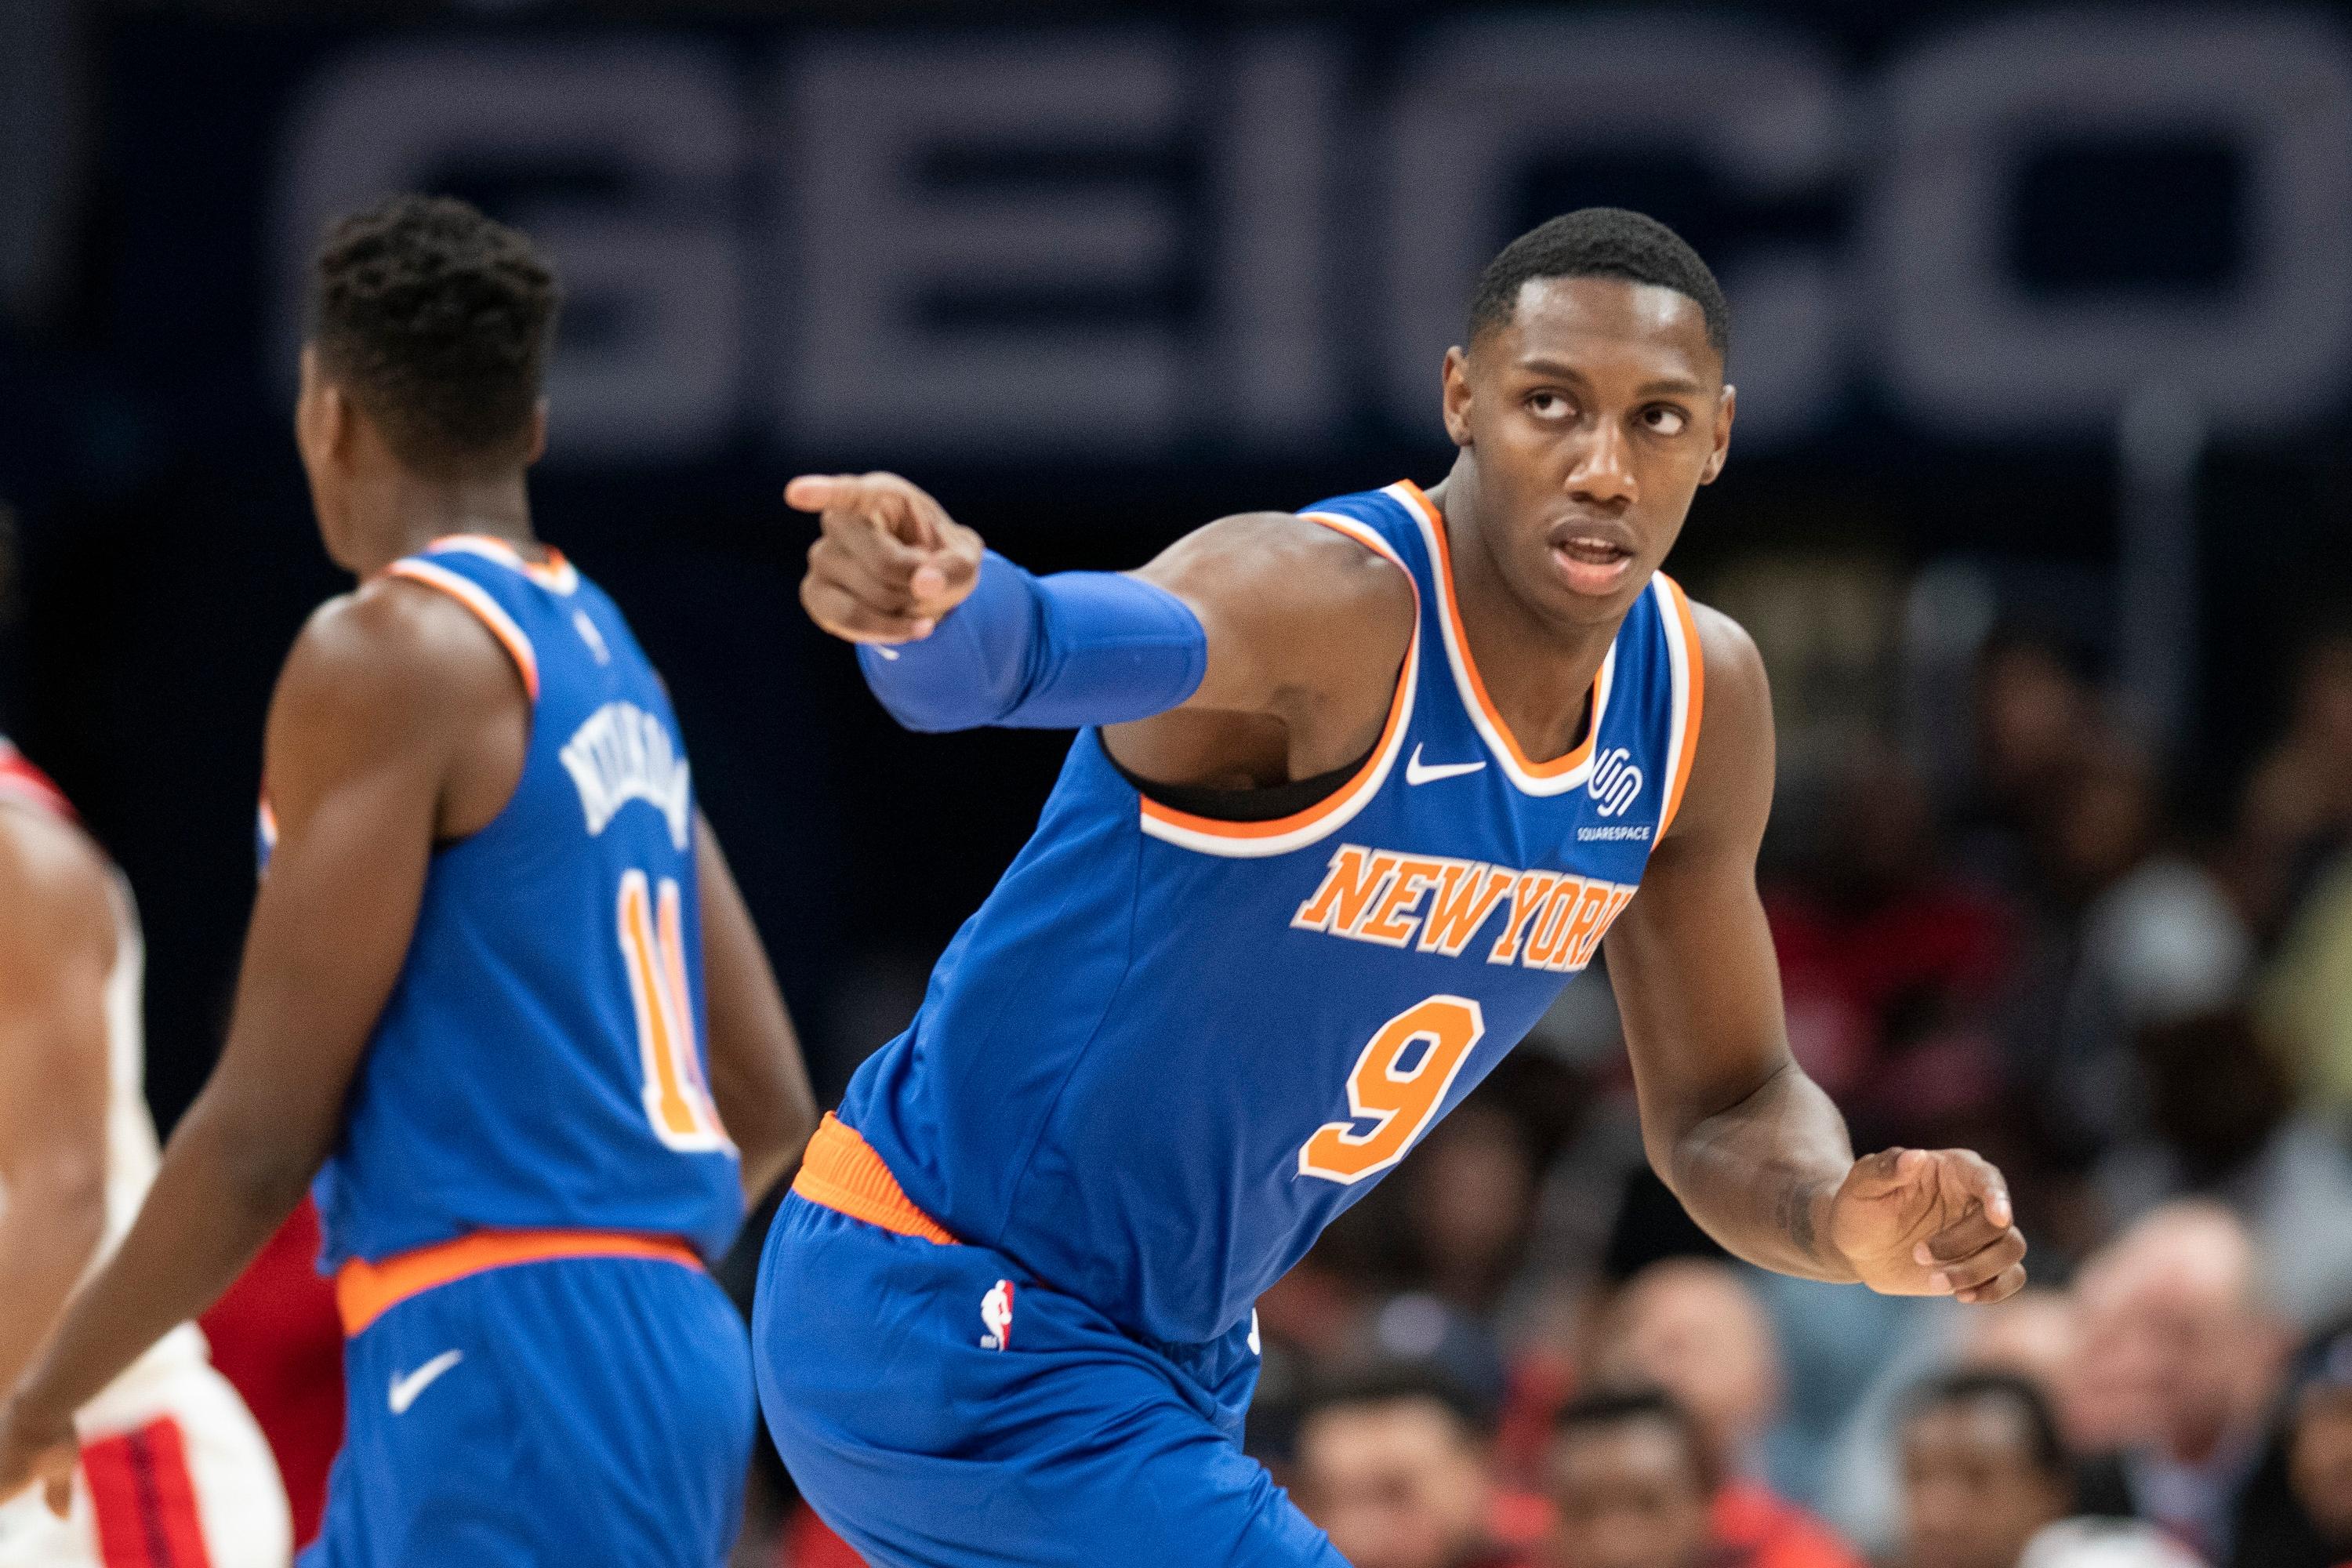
[0, 1388, 80, 1519]
[1827, 1146, 2027, 1305]
[788, 472, 984, 645]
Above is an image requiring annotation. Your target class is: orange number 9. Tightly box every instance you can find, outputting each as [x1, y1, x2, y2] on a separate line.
[1298, 996, 1486, 1185]
[618, 869, 731, 1153]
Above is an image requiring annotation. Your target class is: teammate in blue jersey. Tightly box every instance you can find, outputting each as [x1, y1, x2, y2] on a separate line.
[758, 208, 2031, 1567]
[0, 196, 818, 1565]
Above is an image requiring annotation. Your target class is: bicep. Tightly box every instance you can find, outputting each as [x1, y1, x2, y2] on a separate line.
[1603, 609, 1791, 1138]
[1130, 513, 1412, 718]
[201, 593, 479, 1149]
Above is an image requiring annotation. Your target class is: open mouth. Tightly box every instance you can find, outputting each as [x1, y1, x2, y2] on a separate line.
[1548, 532, 1638, 596]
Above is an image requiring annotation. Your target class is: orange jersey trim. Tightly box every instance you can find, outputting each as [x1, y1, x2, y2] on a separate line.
[1135, 511, 1421, 844]
[426, 533, 580, 594]
[792, 1112, 960, 1246]
[1656, 574, 1707, 838]
[335, 1229, 701, 1337]
[1396, 479, 1604, 781]
[383, 558, 541, 702]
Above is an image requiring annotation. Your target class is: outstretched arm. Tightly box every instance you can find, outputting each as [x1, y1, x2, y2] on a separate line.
[791, 472, 1413, 783]
[1604, 606, 2027, 1301]
[0, 808, 116, 1401]
[0, 579, 517, 1513]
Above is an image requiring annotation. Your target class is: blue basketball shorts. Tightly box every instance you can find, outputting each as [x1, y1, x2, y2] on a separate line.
[301, 1249, 756, 1568]
[753, 1192, 1344, 1568]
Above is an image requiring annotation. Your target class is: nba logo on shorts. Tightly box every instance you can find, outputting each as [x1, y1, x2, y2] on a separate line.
[1589, 747, 1643, 817]
[979, 1280, 1014, 1351]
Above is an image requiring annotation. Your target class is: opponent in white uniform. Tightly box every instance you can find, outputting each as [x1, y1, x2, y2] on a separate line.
[0, 739, 291, 1567]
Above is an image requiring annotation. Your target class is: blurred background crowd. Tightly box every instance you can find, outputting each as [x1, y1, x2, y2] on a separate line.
[6, 1, 2352, 1565]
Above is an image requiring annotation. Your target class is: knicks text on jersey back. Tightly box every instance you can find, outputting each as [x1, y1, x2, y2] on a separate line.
[838, 481, 1702, 1345]
[259, 537, 742, 1273]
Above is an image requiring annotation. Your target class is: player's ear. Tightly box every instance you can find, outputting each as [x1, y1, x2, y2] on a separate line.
[1700, 383, 1734, 485]
[523, 400, 549, 466]
[1441, 346, 1475, 448]
[294, 344, 347, 466]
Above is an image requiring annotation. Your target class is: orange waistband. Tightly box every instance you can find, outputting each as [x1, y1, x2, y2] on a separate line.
[335, 1229, 703, 1337]
[791, 1112, 959, 1246]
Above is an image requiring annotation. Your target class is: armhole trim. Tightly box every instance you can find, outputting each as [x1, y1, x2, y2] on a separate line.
[1654, 573, 1706, 839]
[1135, 511, 1421, 858]
[384, 558, 542, 703]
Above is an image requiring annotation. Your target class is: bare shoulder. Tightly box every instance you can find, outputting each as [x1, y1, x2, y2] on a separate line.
[1142, 510, 1413, 619]
[1137, 510, 1415, 679]
[1687, 598, 1770, 730]
[272, 575, 524, 745]
[0, 805, 114, 969]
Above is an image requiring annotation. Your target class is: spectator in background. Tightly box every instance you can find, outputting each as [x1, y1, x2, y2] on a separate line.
[1896, 1371, 2075, 1568]
[2225, 1316, 2352, 1568]
[1595, 1260, 1864, 1568]
[1400, 1098, 1547, 1321]
[1766, 743, 2013, 1151]
[2006, 750, 2251, 1168]
[1544, 1389, 1719, 1568]
[2070, 1203, 2288, 1562]
[2234, 623, 2352, 942]
[1816, 1289, 2089, 1556]
[1955, 632, 2105, 897]
[2098, 1007, 2352, 1330]
[1294, 1363, 1535, 1568]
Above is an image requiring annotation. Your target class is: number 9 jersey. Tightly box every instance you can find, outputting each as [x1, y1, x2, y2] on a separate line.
[260, 535, 743, 1275]
[833, 480, 1704, 1348]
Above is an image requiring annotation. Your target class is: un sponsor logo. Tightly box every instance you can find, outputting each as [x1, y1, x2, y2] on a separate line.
[1589, 747, 1643, 818]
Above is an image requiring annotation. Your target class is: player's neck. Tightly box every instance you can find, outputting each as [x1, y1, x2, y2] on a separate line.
[340, 466, 538, 579]
[1428, 461, 1620, 759]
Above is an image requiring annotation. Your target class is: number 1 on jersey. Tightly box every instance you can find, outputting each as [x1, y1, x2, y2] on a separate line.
[1298, 996, 1485, 1184]
[617, 869, 731, 1152]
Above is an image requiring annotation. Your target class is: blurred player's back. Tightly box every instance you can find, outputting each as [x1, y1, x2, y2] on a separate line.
[0, 195, 813, 1568]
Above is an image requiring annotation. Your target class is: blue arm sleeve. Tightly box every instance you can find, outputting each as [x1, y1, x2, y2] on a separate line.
[854, 550, 1208, 732]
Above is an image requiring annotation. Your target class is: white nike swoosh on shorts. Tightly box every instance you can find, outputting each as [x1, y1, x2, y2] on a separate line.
[387, 1349, 465, 1415]
[1404, 743, 1486, 786]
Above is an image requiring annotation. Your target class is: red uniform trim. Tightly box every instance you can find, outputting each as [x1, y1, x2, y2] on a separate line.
[82, 1417, 212, 1568]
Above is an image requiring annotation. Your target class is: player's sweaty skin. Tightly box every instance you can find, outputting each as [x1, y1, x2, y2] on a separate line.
[793, 271, 2029, 1310]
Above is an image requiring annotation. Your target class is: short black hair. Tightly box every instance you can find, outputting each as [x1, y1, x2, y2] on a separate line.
[1467, 208, 1729, 363]
[1553, 1386, 1716, 1494]
[308, 194, 560, 476]
[1902, 1370, 2070, 1479]
[1299, 1359, 1494, 1439]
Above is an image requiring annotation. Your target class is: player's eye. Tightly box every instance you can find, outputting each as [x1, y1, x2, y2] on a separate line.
[1640, 405, 1689, 437]
[1526, 391, 1574, 420]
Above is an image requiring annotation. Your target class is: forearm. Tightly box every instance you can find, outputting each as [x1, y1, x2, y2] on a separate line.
[11, 1098, 314, 1419]
[1655, 1059, 1860, 1283]
[0, 1195, 103, 1397]
[856, 553, 1206, 732]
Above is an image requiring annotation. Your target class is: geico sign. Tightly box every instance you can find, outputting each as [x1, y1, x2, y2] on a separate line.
[275, 11, 2352, 463]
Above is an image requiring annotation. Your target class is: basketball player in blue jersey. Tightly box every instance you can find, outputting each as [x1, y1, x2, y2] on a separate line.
[757, 209, 2031, 1567]
[0, 195, 818, 1565]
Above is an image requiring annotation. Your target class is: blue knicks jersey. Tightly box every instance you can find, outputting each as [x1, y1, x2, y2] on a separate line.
[263, 536, 742, 1269]
[840, 481, 1703, 1344]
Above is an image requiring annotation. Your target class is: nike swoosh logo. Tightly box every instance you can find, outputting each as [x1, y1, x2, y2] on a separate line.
[1405, 744, 1486, 786]
[387, 1349, 464, 1415]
